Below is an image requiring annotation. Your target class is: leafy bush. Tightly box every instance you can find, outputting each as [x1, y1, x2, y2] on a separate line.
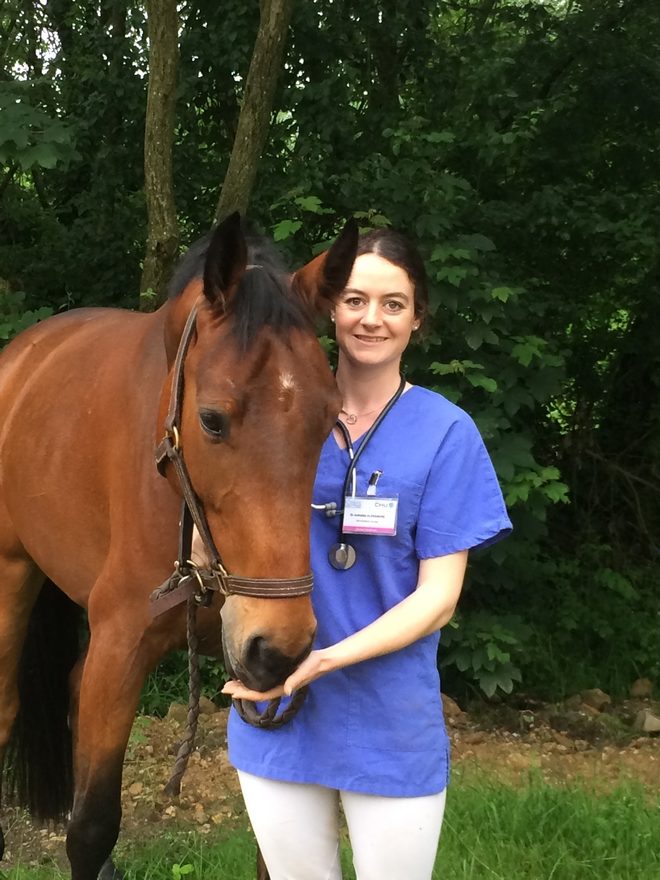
[511, 546, 660, 699]
[441, 611, 531, 698]
[0, 283, 53, 346]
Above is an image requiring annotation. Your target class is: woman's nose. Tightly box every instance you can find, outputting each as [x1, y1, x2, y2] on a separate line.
[361, 302, 381, 327]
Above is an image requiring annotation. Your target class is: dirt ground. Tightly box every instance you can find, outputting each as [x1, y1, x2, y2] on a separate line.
[2, 694, 659, 871]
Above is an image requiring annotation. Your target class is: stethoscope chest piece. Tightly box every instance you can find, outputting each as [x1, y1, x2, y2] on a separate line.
[328, 542, 357, 570]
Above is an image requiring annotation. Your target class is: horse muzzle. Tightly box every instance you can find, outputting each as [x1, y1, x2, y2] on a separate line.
[220, 597, 316, 692]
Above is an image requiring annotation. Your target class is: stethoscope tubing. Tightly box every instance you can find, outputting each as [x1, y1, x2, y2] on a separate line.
[334, 375, 406, 536]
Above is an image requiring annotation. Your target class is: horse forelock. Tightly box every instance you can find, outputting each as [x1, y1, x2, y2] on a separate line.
[227, 268, 314, 352]
[168, 233, 314, 350]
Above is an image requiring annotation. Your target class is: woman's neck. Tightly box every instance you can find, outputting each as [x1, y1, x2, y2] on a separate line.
[335, 360, 403, 413]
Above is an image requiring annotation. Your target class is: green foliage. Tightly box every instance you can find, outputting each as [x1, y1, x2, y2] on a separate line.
[0, 83, 78, 170]
[139, 652, 190, 717]
[139, 652, 229, 717]
[0, 284, 53, 345]
[272, 218, 302, 241]
[508, 545, 660, 699]
[441, 612, 531, 698]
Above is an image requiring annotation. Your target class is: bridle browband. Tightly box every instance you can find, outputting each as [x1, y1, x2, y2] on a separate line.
[149, 300, 311, 732]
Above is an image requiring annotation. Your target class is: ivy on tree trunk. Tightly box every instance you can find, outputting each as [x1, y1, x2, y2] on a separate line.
[140, 0, 179, 311]
[215, 0, 295, 222]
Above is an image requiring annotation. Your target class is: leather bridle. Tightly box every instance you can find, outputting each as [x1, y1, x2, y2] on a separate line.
[150, 301, 311, 728]
[152, 303, 314, 605]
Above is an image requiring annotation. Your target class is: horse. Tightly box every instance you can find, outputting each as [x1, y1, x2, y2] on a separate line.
[0, 212, 358, 880]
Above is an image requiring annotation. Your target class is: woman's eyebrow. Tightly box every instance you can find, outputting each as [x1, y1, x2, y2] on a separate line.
[343, 287, 411, 300]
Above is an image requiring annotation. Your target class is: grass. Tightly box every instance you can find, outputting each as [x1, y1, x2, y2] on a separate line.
[438, 772, 660, 879]
[3, 775, 659, 880]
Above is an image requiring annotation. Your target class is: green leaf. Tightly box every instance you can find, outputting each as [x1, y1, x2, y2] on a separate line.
[437, 266, 469, 286]
[425, 131, 455, 144]
[510, 336, 545, 366]
[2, 125, 30, 150]
[273, 219, 303, 242]
[459, 233, 496, 252]
[20, 143, 60, 169]
[465, 326, 484, 351]
[543, 481, 569, 503]
[466, 373, 498, 393]
[511, 343, 535, 366]
[294, 195, 324, 213]
[430, 245, 451, 262]
[478, 672, 499, 697]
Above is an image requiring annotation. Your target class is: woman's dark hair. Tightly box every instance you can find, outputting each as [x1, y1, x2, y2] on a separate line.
[356, 228, 429, 327]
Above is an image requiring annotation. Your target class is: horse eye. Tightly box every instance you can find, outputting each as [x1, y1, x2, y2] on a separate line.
[199, 409, 228, 441]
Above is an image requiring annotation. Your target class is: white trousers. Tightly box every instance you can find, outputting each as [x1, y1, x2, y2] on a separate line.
[237, 771, 447, 880]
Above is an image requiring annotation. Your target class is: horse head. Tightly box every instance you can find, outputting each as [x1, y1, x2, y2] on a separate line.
[158, 214, 357, 691]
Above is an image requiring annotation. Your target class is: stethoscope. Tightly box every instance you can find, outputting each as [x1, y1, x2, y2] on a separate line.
[312, 375, 406, 570]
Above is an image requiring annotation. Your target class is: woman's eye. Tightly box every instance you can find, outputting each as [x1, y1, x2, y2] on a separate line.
[199, 409, 228, 440]
[385, 301, 404, 312]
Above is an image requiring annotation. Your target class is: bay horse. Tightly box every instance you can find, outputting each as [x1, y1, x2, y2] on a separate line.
[0, 213, 357, 879]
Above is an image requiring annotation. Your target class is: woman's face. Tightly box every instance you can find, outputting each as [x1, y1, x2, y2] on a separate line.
[333, 253, 419, 370]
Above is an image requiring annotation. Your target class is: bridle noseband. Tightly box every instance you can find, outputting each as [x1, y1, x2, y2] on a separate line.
[150, 302, 311, 730]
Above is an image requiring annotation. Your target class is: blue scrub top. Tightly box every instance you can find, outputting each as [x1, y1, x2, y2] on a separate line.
[228, 386, 512, 796]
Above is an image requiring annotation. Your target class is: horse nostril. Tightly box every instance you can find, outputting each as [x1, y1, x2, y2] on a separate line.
[243, 635, 299, 690]
[245, 635, 268, 669]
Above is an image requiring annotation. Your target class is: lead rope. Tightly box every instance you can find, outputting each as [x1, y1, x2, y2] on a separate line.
[163, 595, 201, 796]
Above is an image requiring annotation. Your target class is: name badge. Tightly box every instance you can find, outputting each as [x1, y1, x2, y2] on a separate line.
[342, 496, 398, 536]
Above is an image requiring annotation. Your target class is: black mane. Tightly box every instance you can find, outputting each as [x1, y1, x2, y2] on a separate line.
[168, 233, 313, 349]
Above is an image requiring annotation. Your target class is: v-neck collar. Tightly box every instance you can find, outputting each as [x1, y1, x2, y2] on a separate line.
[329, 384, 417, 452]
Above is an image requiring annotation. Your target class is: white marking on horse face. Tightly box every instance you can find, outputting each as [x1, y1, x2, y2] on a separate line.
[279, 371, 296, 400]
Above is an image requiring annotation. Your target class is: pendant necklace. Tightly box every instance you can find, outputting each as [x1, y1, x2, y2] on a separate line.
[339, 405, 379, 426]
[328, 375, 406, 571]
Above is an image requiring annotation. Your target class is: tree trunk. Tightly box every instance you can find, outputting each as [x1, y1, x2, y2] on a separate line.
[140, 0, 179, 311]
[215, 0, 295, 223]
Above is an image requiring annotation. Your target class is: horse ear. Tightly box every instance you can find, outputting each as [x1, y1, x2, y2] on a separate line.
[203, 212, 248, 312]
[293, 219, 359, 312]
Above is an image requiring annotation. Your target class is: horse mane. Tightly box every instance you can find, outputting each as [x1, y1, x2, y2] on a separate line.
[167, 232, 314, 350]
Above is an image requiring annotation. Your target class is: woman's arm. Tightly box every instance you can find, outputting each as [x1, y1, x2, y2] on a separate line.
[221, 549, 468, 701]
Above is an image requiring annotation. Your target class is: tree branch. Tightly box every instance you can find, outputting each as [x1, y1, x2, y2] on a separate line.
[215, 0, 294, 221]
[140, 0, 180, 310]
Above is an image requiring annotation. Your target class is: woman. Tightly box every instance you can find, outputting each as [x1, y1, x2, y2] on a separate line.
[221, 228, 512, 880]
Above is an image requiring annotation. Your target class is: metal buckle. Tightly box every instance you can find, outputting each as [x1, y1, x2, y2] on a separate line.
[183, 559, 228, 603]
[168, 424, 181, 452]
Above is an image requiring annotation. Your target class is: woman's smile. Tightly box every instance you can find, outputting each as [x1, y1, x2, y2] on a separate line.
[354, 334, 388, 343]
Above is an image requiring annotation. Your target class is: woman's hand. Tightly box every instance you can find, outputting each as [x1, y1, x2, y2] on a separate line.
[221, 649, 331, 702]
[221, 679, 285, 702]
[221, 551, 469, 703]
